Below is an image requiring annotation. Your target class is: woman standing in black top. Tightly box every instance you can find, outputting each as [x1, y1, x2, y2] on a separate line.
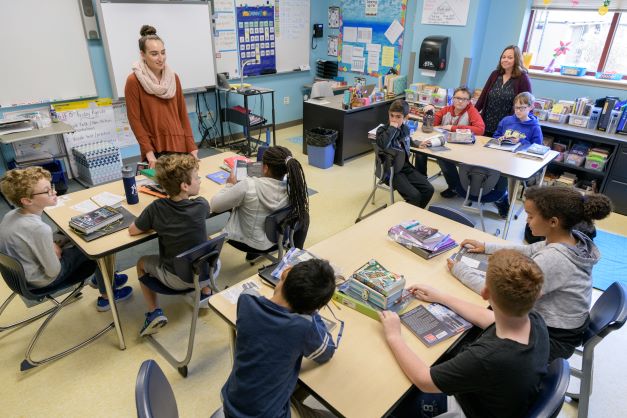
[475, 45, 532, 137]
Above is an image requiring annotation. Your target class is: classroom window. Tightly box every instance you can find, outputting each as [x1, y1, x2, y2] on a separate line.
[523, 7, 626, 79]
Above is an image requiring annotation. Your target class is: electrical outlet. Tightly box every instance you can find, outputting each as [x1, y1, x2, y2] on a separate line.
[283, 96, 290, 105]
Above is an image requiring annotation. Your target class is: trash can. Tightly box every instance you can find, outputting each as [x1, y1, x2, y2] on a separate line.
[305, 127, 338, 169]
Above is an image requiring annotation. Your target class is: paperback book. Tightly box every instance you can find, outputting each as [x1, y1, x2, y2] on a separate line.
[517, 143, 551, 160]
[69, 205, 123, 235]
[485, 136, 522, 152]
[388, 220, 457, 259]
[400, 303, 472, 347]
[206, 170, 230, 185]
[351, 259, 406, 297]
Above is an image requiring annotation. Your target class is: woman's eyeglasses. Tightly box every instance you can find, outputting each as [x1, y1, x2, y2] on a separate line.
[31, 184, 56, 197]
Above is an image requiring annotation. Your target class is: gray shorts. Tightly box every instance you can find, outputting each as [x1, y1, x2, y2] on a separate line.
[142, 255, 220, 291]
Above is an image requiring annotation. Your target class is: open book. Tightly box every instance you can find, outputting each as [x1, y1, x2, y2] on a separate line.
[485, 136, 522, 152]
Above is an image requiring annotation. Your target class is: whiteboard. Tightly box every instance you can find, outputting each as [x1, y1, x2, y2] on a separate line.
[0, 0, 97, 108]
[97, 0, 217, 99]
[214, 0, 310, 79]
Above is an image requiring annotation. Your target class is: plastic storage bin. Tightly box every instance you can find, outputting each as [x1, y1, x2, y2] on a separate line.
[404, 89, 417, 102]
[584, 158, 607, 171]
[560, 66, 587, 76]
[8, 159, 68, 194]
[418, 93, 432, 105]
[568, 114, 591, 128]
[307, 144, 334, 169]
[548, 113, 569, 123]
[533, 109, 549, 121]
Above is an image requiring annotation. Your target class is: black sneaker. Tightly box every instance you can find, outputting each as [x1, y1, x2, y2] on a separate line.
[440, 188, 457, 198]
[494, 199, 510, 219]
[245, 253, 262, 264]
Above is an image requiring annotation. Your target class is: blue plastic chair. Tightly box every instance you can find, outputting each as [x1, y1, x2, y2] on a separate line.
[428, 204, 476, 228]
[525, 358, 570, 418]
[135, 360, 179, 418]
[456, 164, 507, 233]
[567, 281, 627, 418]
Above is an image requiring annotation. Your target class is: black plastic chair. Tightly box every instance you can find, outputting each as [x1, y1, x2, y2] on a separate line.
[457, 164, 507, 233]
[428, 204, 476, 228]
[0, 252, 113, 371]
[135, 359, 179, 418]
[567, 281, 627, 418]
[356, 143, 396, 222]
[139, 233, 226, 377]
[525, 358, 570, 418]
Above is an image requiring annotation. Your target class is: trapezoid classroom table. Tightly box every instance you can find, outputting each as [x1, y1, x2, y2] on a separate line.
[406, 130, 559, 239]
[44, 152, 237, 349]
[303, 94, 403, 166]
[209, 201, 505, 418]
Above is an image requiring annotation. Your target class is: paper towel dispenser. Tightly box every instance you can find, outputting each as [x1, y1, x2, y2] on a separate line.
[419, 36, 450, 71]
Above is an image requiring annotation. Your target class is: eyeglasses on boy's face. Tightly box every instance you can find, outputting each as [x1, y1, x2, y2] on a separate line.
[514, 105, 530, 111]
[452, 96, 470, 102]
[31, 184, 56, 197]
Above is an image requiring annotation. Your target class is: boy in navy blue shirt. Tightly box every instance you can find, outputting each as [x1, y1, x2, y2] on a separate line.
[220, 259, 337, 418]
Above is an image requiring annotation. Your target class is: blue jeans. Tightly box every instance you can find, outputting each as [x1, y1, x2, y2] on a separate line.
[47, 246, 105, 294]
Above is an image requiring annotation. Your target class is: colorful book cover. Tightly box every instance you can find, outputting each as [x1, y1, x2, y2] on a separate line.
[351, 259, 405, 296]
[69, 206, 123, 234]
[223, 155, 251, 170]
[206, 170, 230, 185]
[400, 303, 472, 347]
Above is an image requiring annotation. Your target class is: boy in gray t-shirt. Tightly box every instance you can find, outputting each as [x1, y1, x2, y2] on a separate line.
[129, 154, 215, 336]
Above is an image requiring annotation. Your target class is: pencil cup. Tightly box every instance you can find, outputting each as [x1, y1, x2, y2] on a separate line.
[122, 166, 139, 205]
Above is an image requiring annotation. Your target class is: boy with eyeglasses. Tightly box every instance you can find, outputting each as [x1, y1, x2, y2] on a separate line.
[129, 153, 217, 336]
[491, 92, 543, 217]
[420, 86, 485, 198]
[0, 166, 133, 311]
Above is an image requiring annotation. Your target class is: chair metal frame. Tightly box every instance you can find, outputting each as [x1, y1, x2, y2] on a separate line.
[356, 144, 395, 223]
[135, 359, 179, 418]
[141, 233, 226, 377]
[567, 281, 627, 418]
[457, 163, 506, 234]
[525, 358, 570, 418]
[0, 252, 113, 371]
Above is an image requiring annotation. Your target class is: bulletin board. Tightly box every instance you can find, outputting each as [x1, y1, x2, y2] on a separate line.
[337, 0, 408, 76]
[214, 0, 311, 79]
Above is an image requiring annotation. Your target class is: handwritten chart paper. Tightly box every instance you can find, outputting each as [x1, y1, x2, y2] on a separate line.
[421, 0, 470, 26]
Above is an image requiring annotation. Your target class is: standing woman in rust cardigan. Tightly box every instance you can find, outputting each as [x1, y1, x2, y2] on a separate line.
[125, 25, 198, 168]
[475, 45, 532, 137]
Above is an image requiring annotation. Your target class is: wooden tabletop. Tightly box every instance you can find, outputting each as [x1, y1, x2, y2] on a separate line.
[44, 152, 236, 258]
[210, 202, 505, 418]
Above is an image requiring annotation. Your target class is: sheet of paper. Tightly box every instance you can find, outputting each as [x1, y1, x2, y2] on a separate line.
[384, 19, 404, 44]
[341, 44, 354, 63]
[366, 0, 378, 16]
[368, 52, 380, 72]
[381, 46, 395, 67]
[351, 57, 366, 72]
[71, 200, 99, 214]
[357, 27, 373, 44]
[352, 46, 364, 57]
[222, 281, 260, 304]
[366, 43, 381, 53]
[91, 191, 125, 208]
[421, 69, 437, 77]
[422, 0, 470, 26]
[343, 26, 358, 43]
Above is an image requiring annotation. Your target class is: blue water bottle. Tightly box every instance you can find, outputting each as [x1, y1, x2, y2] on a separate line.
[122, 166, 139, 205]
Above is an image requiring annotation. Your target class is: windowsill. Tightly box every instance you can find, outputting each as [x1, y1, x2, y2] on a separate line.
[528, 69, 627, 91]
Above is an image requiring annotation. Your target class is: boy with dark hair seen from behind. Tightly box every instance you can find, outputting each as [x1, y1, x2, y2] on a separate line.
[220, 259, 337, 418]
[381, 250, 549, 418]
[376, 99, 434, 208]
[129, 153, 217, 336]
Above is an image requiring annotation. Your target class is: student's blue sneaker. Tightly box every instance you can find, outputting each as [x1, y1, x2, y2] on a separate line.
[96, 286, 133, 312]
[89, 271, 128, 289]
[140, 309, 168, 337]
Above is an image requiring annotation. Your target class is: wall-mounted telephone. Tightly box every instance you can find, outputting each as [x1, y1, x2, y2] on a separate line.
[313, 24, 323, 38]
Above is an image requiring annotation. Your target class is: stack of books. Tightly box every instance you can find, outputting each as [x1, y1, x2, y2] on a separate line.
[517, 143, 551, 160]
[69, 206, 123, 235]
[388, 220, 457, 259]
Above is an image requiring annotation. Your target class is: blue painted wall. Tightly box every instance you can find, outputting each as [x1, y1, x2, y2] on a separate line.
[2, 0, 624, 175]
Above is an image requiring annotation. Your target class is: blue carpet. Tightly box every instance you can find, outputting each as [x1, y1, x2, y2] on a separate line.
[592, 229, 627, 291]
[288, 136, 303, 144]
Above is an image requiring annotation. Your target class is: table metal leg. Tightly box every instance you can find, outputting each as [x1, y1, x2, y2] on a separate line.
[503, 180, 521, 239]
[96, 255, 126, 350]
[537, 166, 548, 186]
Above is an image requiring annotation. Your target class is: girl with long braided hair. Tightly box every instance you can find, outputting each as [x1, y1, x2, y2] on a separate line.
[210, 146, 309, 261]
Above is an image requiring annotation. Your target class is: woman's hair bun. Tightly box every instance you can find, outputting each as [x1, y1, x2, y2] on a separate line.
[140, 25, 157, 37]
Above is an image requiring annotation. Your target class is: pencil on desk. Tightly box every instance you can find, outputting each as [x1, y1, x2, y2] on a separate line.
[331, 298, 342, 310]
